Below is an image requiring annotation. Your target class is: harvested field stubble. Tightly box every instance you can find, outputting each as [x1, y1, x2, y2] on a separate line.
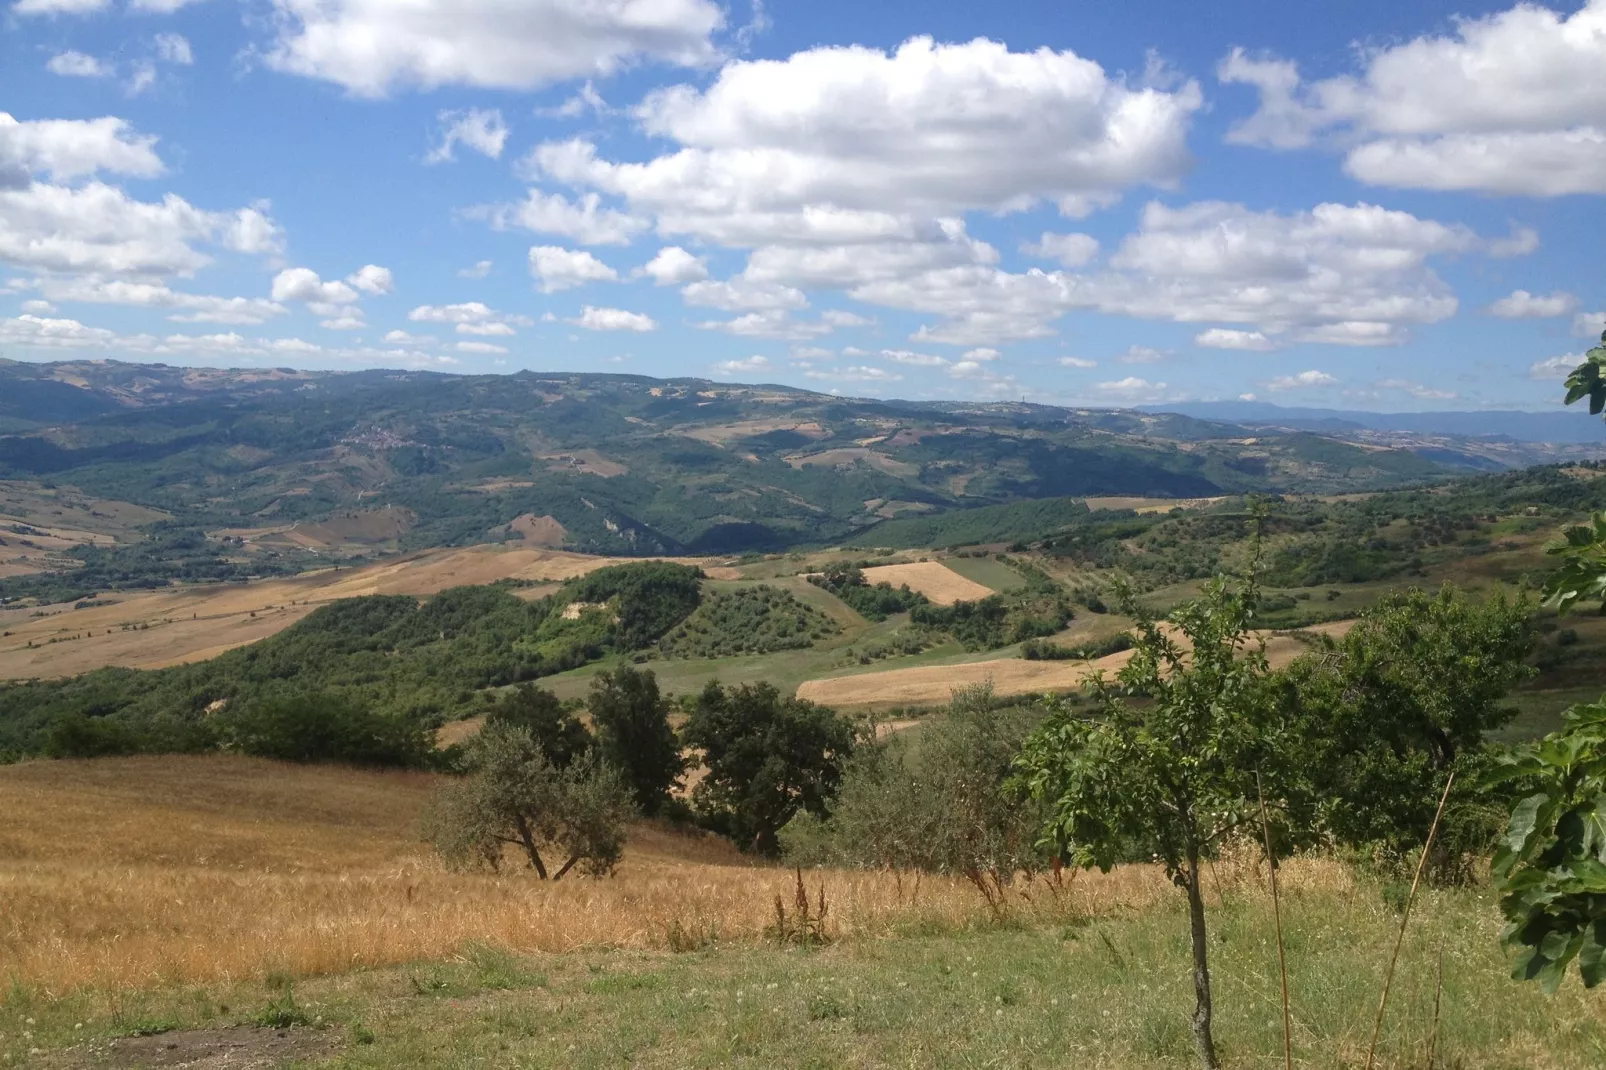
[858, 562, 995, 605]
[3, 755, 1340, 996]
[798, 620, 1355, 707]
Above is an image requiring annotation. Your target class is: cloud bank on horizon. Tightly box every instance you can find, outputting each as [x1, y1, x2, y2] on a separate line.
[1, 0, 1602, 411]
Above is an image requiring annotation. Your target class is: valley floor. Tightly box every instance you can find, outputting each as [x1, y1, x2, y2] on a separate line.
[2, 756, 1603, 1068]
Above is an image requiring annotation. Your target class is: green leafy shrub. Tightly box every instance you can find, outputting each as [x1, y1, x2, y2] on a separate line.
[221, 692, 434, 768]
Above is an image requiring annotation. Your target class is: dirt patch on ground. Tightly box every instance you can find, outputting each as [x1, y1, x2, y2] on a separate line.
[859, 562, 995, 605]
[504, 513, 568, 548]
[797, 620, 1354, 707]
[57, 1026, 336, 1068]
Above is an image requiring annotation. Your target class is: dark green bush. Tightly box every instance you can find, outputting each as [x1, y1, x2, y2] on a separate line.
[220, 692, 433, 768]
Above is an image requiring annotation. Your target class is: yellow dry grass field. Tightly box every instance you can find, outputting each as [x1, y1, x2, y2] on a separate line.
[858, 561, 995, 605]
[0, 546, 716, 680]
[798, 621, 1354, 708]
[0, 754, 1329, 997]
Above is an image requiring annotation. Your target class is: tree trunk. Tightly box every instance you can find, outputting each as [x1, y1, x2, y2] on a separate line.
[514, 814, 548, 879]
[552, 853, 580, 882]
[1185, 845, 1221, 1070]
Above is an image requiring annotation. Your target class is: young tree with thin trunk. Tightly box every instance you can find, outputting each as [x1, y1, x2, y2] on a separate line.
[1015, 567, 1294, 1070]
[423, 721, 634, 879]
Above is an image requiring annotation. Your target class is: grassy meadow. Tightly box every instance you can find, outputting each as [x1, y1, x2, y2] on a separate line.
[2, 755, 1603, 1069]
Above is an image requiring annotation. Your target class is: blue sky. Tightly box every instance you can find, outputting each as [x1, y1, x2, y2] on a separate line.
[1, 0, 1601, 411]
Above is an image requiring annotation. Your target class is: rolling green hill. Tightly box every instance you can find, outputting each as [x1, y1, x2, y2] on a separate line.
[0, 358, 1550, 606]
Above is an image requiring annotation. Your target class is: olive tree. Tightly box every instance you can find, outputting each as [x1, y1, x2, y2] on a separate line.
[1014, 575, 1295, 1070]
[423, 721, 634, 879]
[784, 684, 1048, 888]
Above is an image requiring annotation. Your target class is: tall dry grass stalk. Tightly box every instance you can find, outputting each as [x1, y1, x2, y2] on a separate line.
[1365, 771, 1456, 1070]
[0, 755, 1356, 998]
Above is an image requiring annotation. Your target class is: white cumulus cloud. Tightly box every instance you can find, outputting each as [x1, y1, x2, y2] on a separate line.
[1486, 289, 1578, 319]
[0, 182, 281, 277]
[1267, 369, 1338, 391]
[693, 310, 830, 340]
[1093, 376, 1169, 402]
[682, 277, 806, 312]
[1023, 232, 1100, 267]
[572, 306, 656, 332]
[1530, 354, 1583, 380]
[530, 246, 618, 293]
[1195, 328, 1275, 351]
[471, 189, 647, 246]
[531, 37, 1199, 252]
[264, 0, 725, 97]
[712, 354, 770, 375]
[20, 276, 287, 325]
[47, 51, 109, 78]
[154, 34, 194, 66]
[1220, 2, 1606, 195]
[0, 113, 164, 183]
[641, 246, 709, 285]
[346, 264, 394, 295]
[272, 267, 359, 306]
[427, 108, 509, 164]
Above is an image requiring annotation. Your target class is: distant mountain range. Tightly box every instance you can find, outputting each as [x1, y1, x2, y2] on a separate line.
[1143, 401, 1606, 446]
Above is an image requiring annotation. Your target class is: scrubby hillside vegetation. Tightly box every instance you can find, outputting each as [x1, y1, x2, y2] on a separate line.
[7, 360, 1598, 608]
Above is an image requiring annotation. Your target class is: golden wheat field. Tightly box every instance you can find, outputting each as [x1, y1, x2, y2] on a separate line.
[0, 754, 1340, 997]
[858, 562, 996, 605]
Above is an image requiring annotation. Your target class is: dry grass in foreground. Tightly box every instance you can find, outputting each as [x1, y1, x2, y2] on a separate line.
[5, 755, 1605, 1068]
[5, 754, 1318, 996]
